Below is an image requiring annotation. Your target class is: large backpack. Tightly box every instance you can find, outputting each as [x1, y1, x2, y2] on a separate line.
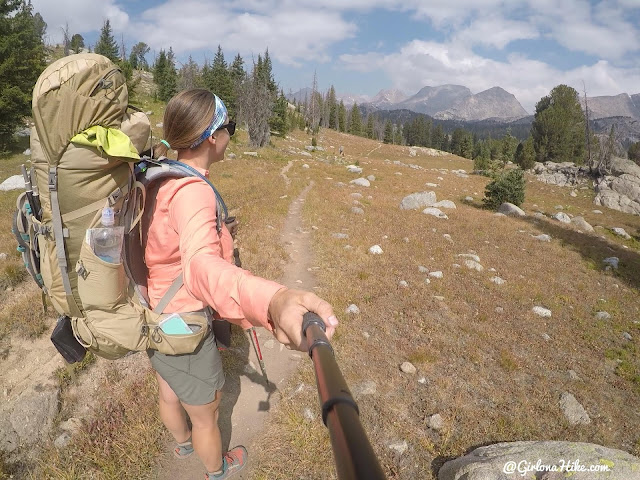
[13, 53, 228, 361]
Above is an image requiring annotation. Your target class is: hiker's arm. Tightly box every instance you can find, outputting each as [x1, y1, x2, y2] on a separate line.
[170, 181, 282, 329]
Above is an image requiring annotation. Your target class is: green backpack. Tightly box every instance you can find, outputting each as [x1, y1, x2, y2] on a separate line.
[13, 53, 228, 362]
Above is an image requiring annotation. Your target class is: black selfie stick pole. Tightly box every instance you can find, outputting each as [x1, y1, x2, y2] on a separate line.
[302, 312, 386, 480]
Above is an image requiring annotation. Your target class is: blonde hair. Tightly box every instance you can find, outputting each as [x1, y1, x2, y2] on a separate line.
[152, 88, 217, 158]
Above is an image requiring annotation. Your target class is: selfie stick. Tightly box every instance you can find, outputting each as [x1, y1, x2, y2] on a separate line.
[302, 312, 386, 480]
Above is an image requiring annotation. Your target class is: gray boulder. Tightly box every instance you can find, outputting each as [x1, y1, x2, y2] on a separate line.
[350, 178, 371, 187]
[400, 191, 437, 210]
[497, 202, 525, 217]
[594, 157, 640, 215]
[571, 216, 594, 232]
[0, 175, 25, 191]
[438, 441, 640, 480]
[552, 212, 571, 224]
[560, 392, 590, 425]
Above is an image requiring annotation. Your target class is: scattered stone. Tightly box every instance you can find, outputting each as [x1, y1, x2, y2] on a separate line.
[351, 206, 365, 215]
[452, 263, 461, 268]
[400, 191, 437, 210]
[427, 414, 445, 432]
[362, 331, 370, 339]
[300, 151, 312, 157]
[434, 296, 445, 301]
[263, 339, 276, 349]
[458, 253, 480, 263]
[497, 202, 526, 217]
[542, 333, 552, 341]
[0, 253, 7, 260]
[423, 207, 448, 219]
[243, 151, 258, 157]
[226, 152, 236, 159]
[347, 165, 363, 174]
[350, 178, 371, 187]
[592, 209, 603, 214]
[429, 271, 443, 279]
[400, 362, 417, 374]
[425, 182, 439, 187]
[418, 377, 427, 384]
[332, 233, 349, 239]
[156, 122, 163, 128]
[403, 237, 409, 243]
[570, 190, 578, 197]
[350, 192, 363, 199]
[493, 212, 506, 217]
[345, 304, 360, 314]
[495, 307, 504, 314]
[568, 370, 581, 381]
[532, 234, 551, 242]
[490, 276, 506, 285]
[433, 200, 456, 209]
[0, 175, 25, 191]
[367, 175, 376, 181]
[623, 332, 633, 341]
[595, 311, 611, 321]
[532, 306, 552, 318]
[388, 440, 408, 455]
[464, 196, 474, 202]
[303, 408, 316, 422]
[555, 205, 564, 210]
[23, 148, 31, 156]
[571, 216, 594, 232]
[611, 227, 632, 239]
[424, 278, 431, 284]
[464, 260, 484, 272]
[398, 280, 408, 288]
[560, 392, 590, 425]
[302, 164, 309, 169]
[443, 234, 453, 243]
[353, 380, 377, 396]
[552, 212, 571, 223]
[54, 432, 72, 449]
[603, 257, 619, 269]
[369, 245, 383, 255]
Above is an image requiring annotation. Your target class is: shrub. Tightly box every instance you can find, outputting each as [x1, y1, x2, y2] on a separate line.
[483, 168, 525, 210]
[311, 136, 317, 147]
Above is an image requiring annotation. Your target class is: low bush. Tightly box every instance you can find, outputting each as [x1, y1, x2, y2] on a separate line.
[483, 167, 525, 210]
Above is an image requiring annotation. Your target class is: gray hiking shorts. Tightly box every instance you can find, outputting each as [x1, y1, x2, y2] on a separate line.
[148, 331, 225, 405]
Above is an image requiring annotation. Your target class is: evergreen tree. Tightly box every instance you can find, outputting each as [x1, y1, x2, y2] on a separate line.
[431, 124, 444, 150]
[94, 19, 119, 62]
[337, 100, 346, 133]
[178, 55, 201, 90]
[349, 103, 362, 136]
[514, 136, 536, 170]
[262, 48, 277, 94]
[500, 130, 519, 164]
[207, 45, 233, 106]
[70, 33, 84, 53]
[365, 114, 375, 139]
[0, 0, 46, 148]
[153, 49, 177, 101]
[228, 53, 245, 120]
[129, 42, 150, 70]
[238, 59, 273, 147]
[383, 120, 393, 144]
[531, 84, 585, 164]
[629, 141, 640, 166]
[327, 86, 338, 130]
[270, 90, 289, 136]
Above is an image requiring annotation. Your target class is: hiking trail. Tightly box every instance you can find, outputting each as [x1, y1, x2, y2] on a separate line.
[153, 175, 317, 479]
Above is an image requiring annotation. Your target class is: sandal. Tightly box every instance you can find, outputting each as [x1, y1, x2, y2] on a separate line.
[174, 437, 194, 459]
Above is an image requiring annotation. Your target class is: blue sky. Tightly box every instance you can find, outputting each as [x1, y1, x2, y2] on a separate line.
[31, 0, 640, 114]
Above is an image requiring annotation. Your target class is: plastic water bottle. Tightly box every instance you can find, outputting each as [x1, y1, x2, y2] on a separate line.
[92, 207, 124, 263]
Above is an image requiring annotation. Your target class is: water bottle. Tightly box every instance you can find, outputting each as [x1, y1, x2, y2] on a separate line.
[92, 207, 124, 263]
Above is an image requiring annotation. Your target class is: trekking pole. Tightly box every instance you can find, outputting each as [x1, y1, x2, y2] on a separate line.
[248, 327, 268, 382]
[21, 165, 41, 222]
[302, 312, 386, 480]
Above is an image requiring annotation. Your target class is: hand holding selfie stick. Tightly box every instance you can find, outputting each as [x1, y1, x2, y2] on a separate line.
[302, 312, 386, 480]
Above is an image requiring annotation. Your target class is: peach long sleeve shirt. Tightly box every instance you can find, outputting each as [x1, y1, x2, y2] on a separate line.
[144, 166, 283, 331]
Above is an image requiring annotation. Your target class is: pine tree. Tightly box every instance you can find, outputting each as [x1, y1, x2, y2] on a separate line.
[228, 53, 245, 120]
[349, 103, 362, 136]
[383, 120, 393, 144]
[327, 86, 338, 130]
[129, 42, 150, 70]
[70, 33, 84, 53]
[207, 45, 233, 108]
[178, 55, 201, 90]
[270, 90, 289, 136]
[514, 136, 536, 170]
[153, 49, 177, 101]
[0, 0, 46, 148]
[365, 114, 375, 139]
[337, 100, 346, 133]
[94, 19, 119, 61]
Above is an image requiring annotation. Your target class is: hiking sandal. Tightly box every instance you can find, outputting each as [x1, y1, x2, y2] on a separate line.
[205, 445, 248, 479]
[174, 437, 194, 459]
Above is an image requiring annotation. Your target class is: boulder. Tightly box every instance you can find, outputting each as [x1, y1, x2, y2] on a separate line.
[400, 191, 437, 210]
[594, 157, 640, 215]
[497, 202, 525, 217]
[423, 207, 448, 219]
[438, 441, 640, 480]
[552, 212, 571, 224]
[0, 175, 25, 191]
[571, 216, 594, 232]
[433, 200, 457, 209]
[350, 178, 371, 187]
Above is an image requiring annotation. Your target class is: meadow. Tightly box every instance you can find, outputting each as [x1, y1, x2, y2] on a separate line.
[0, 118, 638, 479]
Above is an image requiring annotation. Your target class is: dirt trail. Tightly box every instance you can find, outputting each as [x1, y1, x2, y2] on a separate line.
[153, 174, 317, 479]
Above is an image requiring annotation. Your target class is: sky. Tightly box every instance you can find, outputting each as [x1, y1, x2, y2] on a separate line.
[30, 0, 640, 114]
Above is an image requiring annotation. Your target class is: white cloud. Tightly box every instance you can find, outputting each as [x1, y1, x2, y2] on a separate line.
[454, 14, 539, 49]
[30, 0, 129, 44]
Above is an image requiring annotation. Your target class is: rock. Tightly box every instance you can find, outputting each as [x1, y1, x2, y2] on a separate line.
[623, 332, 633, 341]
[434, 296, 445, 301]
[345, 304, 360, 314]
[433, 200, 457, 209]
[351, 192, 363, 199]
[532, 234, 551, 242]
[0, 175, 25, 191]
[611, 227, 632, 239]
[54, 431, 72, 449]
[367, 175, 376, 181]
[542, 333, 552, 341]
[592, 209, 603, 214]
[458, 253, 480, 263]
[438, 441, 639, 480]
[0, 253, 7, 260]
[495, 307, 504, 314]
[347, 165, 363, 173]
[595, 311, 611, 321]
[418, 266, 429, 273]
[594, 157, 640, 215]
[156, 122, 163, 128]
[491, 276, 506, 285]
[425, 182, 439, 187]
[532, 306, 552, 318]
[300, 151, 312, 157]
[353, 380, 377, 396]
[389, 440, 408, 455]
[464, 260, 484, 272]
[427, 413, 445, 431]
[571, 216, 594, 232]
[303, 407, 316, 422]
[398, 280, 408, 288]
[497, 202, 526, 217]
[351, 207, 365, 215]
[243, 151, 258, 157]
[305, 145, 315, 151]
[302, 164, 309, 169]
[400, 362, 416, 374]
[362, 331, 370, 339]
[568, 370, 581, 381]
[6, 386, 59, 450]
[400, 191, 437, 210]
[533, 161, 591, 187]
[59, 417, 83, 435]
[350, 178, 371, 187]
[603, 257, 619, 269]
[443, 234, 453, 243]
[560, 392, 590, 425]
[555, 205, 564, 210]
[226, 152, 236, 159]
[409, 148, 417, 157]
[464, 196, 474, 202]
[570, 190, 578, 197]
[423, 207, 448, 219]
[369, 245, 383, 254]
[428, 271, 443, 279]
[332, 233, 349, 239]
[552, 212, 571, 224]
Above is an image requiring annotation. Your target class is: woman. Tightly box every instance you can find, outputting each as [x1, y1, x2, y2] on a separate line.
[146, 88, 338, 479]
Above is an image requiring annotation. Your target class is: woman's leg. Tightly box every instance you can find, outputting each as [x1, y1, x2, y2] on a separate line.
[156, 371, 191, 444]
[182, 391, 223, 473]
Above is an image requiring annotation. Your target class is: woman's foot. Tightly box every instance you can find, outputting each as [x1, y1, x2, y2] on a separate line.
[174, 437, 194, 459]
[205, 446, 248, 479]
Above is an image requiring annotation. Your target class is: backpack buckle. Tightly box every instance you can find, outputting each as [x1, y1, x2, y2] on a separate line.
[48, 170, 57, 191]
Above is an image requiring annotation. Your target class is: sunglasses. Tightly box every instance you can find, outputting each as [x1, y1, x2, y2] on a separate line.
[214, 120, 236, 136]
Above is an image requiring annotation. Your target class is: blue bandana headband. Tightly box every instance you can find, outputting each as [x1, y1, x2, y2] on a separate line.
[190, 94, 228, 149]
